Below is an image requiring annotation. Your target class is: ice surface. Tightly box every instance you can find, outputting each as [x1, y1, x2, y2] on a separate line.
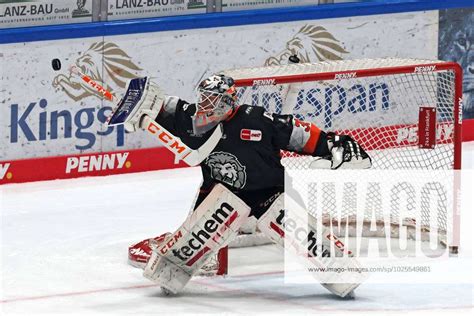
[1, 143, 473, 315]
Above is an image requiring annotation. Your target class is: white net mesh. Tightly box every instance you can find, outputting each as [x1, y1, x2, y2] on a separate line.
[208, 59, 461, 275]
[223, 58, 461, 254]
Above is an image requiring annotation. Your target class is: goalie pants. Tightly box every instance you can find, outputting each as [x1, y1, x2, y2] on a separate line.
[195, 185, 284, 219]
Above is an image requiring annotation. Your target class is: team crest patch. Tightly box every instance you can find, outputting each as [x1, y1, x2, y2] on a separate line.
[240, 129, 262, 142]
[205, 152, 247, 189]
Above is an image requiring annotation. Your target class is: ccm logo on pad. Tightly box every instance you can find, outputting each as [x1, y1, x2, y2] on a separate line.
[240, 129, 262, 141]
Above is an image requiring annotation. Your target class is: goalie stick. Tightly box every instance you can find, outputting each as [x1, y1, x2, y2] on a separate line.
[53, 61, 222, 166]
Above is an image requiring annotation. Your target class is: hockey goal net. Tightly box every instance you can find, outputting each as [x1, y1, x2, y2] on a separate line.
[203, 58, 463, 275]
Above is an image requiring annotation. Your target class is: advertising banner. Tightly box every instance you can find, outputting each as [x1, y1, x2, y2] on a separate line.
[0, 0, 92, 29]
[439, 8, 474, 119]
[106, 0, 207, 20]
[0, 146, 186, 184]
[221, 0, 317, 12]
[0, 11, 438, 162]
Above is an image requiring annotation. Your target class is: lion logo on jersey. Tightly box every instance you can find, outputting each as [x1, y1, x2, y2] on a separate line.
[439, 9, 474, 118]
[205, 152, 247, 189]
[264, 24, 349, 66]
[52, 42, 142, 101]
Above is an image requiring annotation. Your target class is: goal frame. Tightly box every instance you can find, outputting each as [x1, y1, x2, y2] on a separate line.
[214, 59, 463, 275]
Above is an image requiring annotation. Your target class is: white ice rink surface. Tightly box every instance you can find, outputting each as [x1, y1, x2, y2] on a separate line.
[1, 143, 474, 315]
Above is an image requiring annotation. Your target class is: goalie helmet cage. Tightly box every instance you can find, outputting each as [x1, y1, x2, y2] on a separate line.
[212, 58, 463, 276]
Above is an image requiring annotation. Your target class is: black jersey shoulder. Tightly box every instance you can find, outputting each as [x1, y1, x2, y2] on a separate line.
[234, 104, 275, 122]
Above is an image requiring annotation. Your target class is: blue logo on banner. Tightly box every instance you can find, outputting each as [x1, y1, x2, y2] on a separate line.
[10, 99, 125, 150]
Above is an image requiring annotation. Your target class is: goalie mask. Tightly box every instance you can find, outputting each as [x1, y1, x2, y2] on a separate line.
[192, 74, 237, 135]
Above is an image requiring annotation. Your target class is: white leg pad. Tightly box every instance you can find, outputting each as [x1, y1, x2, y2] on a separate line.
[257, 193, 367, 298]
[144, 249, 191, 294]
[143, 183, 251, 293]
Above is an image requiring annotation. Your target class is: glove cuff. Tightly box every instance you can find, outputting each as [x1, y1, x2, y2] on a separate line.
[313, 131, 331, 157]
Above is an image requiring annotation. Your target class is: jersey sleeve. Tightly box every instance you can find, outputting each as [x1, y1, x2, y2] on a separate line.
[154, 96, 191, 136]
[268, 113, 330, 157]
